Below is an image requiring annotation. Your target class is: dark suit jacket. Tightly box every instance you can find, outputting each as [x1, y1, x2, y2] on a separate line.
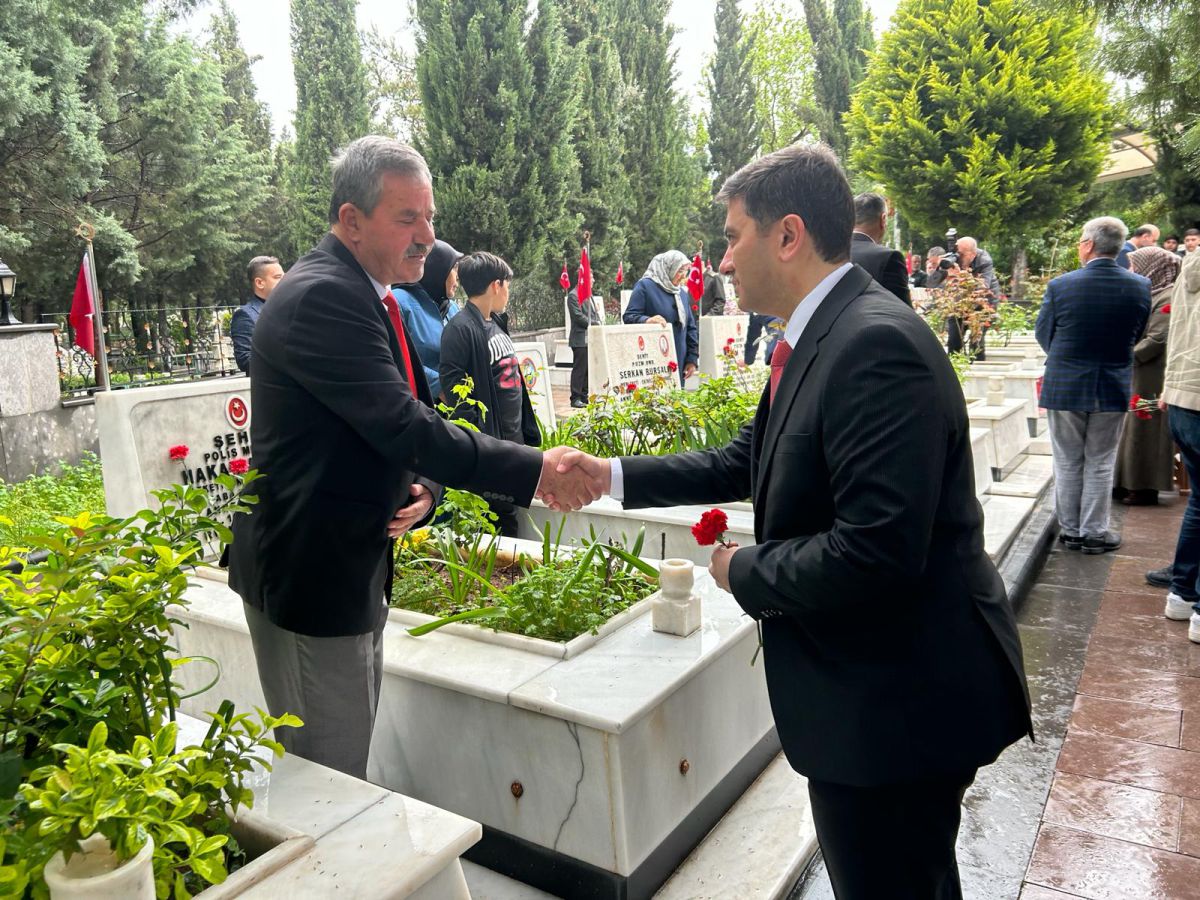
[621, 265, 1031, 787]
[1035, 258, 1151, 411]
[849, 232, 911, 305]
[566, 289, 602, 349]
[230, 296, 264, 374]
[228, 234, 542, 637]
[1116, 240, 1135, 270]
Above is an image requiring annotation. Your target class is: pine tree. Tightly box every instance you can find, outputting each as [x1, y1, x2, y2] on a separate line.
[559, 0, 630, 285]
[611, 0, 695, 272]
[848, 0, 1112, 242]
[707, 0, 760, 257]
[208, 1, 272, 149]
[415, 0, 580, 278]
[801, 0, 873, 158]
[289, 0, 370, 252]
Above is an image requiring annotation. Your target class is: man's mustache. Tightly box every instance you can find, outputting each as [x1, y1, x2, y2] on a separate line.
[406, 244, 432, 259]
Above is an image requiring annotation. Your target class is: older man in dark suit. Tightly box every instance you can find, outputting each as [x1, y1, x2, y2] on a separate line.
[228, 137, 600, 779]
[1037, 217, 1152, 554]
[550, 144, 1031, 900]
[849, 192, 910, 305]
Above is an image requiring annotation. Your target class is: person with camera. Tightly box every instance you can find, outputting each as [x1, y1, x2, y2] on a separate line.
[927, 234, 1001, 359]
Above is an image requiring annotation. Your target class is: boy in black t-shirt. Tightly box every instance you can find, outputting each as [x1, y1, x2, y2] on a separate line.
[439, 252, 542, 535]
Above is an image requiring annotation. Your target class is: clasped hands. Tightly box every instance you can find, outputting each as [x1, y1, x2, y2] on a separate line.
[536, 447, 611, 512]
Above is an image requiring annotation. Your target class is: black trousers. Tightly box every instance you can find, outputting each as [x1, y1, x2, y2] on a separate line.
[570, 346, 588, 403]
[808, 769, 977, 900]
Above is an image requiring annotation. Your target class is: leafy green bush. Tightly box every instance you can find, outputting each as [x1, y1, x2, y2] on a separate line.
[0, 455, 105, 545]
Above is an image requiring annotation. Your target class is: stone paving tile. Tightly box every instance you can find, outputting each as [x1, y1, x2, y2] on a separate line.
[1179, 799, 1200, 858]
[1111, 530, 1175, 561]
[1085, 629, 1200, 679]
[1036, 548, 1119, 592]
[958, 861, 1020, 899]
[1056, 730, 1200, 799]
[1102, 554, 1183, 596]
[1026, 823, 1200, 899]
[1182, 711, 1200, 752]
[1042, 771, 1182, 852]
[1076, 654, 1200, 711]
[1018, 584, 1104, 634]
[1019, 886, 1087, 899]
[1068, 694, 1181, 747]
[1095, 589, 1172, 621]
[1088, 610, 1195, 652]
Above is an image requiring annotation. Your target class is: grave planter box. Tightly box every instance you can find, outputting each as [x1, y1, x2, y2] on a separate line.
[173, 539, 775, 900]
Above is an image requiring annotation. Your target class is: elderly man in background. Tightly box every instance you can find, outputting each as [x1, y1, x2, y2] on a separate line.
[1118, 224, 1161, 268]
[231, 255, 284, 374]
[928, 236, 1000, 358]
[1036, 217, 1152, 555]
[849, 192, 910, 304]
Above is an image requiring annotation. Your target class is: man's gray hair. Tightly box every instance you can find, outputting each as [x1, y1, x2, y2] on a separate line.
[1081, 216, 1128, 257]
[853, 192, 887, 226]
[328, 136, 431, 223]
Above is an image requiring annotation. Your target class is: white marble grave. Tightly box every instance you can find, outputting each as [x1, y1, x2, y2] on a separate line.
[970, 427, 994, 500]
[588, 323, 679, 396]
[697, 315, 749, 377]
[169, 714, 481, 899]
[96, 379, 252, 518]
[969, 397, 1032, 479]
[173, 541, 776, 900]
[512, 342, 556, 433]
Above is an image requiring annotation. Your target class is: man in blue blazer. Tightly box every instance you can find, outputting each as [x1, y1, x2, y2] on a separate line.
[231, 256, 284, 374]
[1037, 217, 1152, 553]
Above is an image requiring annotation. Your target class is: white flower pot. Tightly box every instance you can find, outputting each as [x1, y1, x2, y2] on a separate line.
[43, 834, 155, 900]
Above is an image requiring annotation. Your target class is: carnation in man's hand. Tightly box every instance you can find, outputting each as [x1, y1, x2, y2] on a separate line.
[691, 508, 730, 546]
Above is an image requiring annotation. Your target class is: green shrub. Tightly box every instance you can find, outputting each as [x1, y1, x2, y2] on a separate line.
[0, 455, 105, 545]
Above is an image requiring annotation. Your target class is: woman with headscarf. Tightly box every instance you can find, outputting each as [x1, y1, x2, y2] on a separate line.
[391, 239, 463, 402]
[623, 250, 699, 385]
[1115, 246, 1183, 504]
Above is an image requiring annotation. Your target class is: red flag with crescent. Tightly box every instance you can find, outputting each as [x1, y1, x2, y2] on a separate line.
[559, 263, 570, 291]
[616, 261, 624, 285]
[686, 252, 704, 302]
[578, 246, 592, 307]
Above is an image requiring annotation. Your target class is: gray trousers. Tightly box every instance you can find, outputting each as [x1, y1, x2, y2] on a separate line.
[1046, 409, 1126, 539]
[243, 602, 387, 780]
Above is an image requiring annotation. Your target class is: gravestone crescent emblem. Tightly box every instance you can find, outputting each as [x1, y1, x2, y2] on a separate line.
[659, 334, 670, 356]
[225, 395, 250, 430]
[638, 335, 646, 351]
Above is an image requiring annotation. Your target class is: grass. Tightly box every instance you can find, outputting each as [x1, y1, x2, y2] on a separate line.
[0, 453, 106, 545]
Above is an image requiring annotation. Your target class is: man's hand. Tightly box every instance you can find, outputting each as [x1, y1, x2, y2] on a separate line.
[536, 446, 608, 511]
[709, 542, 739, 593]
[387, 484, 434, 538]
[683, 362, 697, 379]
[646, 315, 668, 326]
[1160, 398, 1168, 411]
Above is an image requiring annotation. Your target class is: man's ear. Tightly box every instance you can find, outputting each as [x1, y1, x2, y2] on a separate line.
[336, 202, 361, 238]
[778, 214, 806, 262]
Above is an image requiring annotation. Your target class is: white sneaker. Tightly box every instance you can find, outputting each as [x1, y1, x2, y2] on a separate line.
[1191, 613, 1200, 644]
[1165, 593, 1194, 621]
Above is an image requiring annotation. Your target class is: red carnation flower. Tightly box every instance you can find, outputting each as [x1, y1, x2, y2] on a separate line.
[229, 458, 249, 475]
[667, 361, 678, 372]
[691, 303, 699, 313]
[626, 382, 638, 393]
[726, 337, 735, 345]
[691, 508, 730, 546]
[168, 444, 189, 461]
[1136, 410, 1153, 420]
[1130, 395, 1142, 410]
[1163, 304, 1172, 314]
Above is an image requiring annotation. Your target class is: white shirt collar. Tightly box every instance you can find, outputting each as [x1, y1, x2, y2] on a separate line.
[367, 273, 391, 301]
[782, 263, 854, 347]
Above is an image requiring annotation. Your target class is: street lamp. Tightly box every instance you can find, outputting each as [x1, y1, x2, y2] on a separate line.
[0, 259, 19, 326]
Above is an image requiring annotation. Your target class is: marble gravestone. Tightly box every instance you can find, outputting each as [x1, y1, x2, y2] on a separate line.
[512, 342, 556, 433]
[588, 322, 679, 397]
[96, 379, 253, 519]
[698, 314, 750, 377]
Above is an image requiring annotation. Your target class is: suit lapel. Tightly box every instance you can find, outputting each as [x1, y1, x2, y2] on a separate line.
[753, 265, 873, 507]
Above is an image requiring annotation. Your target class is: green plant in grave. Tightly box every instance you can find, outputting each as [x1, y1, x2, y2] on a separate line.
[948, 350, 975, 387]
[0, 469, 302, 898]
[993, 302, 1036, 347]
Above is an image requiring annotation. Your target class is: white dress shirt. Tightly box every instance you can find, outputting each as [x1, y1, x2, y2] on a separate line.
[609, 262, 853, 500]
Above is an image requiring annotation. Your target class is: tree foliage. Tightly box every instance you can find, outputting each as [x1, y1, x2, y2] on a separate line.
[708, 0, 759, 188]
[800, 0, 873, 157]
[289, 0, 370, 252]
[848, 0, 1112, 242]
[744, 0, 820, 152]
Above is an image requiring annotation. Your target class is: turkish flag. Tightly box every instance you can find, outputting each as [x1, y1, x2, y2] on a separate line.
[70, 254, 96, 357]
[578, 246, 592, 307]
[559, 263, 570, 291]
[686, 252, 704, 302]
[616, 261, 623, 285]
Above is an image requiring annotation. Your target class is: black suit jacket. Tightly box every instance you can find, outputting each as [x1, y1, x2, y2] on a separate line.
[850, 232, 911, 305]
[621, 265, 1031, 787]
[229, 234, 542, 637]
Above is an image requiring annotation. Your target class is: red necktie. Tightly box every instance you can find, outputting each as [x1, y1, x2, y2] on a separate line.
[382, 292, 419, 391]
[770, 339, 793, 405]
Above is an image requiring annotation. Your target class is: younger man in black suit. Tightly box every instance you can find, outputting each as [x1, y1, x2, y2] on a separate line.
[849, 191, 910, 305]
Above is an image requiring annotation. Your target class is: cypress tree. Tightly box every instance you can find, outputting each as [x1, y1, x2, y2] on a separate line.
[848, 0, 1112, 242]
[415, 0, 580, 278]
[208, 1, 272, 149]
[707, 0, 760, 256]
[289, 0, 370, 252]
[801, 0, 873, 158]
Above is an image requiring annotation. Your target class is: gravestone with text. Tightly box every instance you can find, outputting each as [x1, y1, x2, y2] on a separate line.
[587, 323, 679, 397]
[96, 379, 253, 519]
[513, 341, 556, 433]
[699, 314, 750, 376]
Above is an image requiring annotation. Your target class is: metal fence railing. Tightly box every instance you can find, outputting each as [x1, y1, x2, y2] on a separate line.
[41, 305, 243, 399]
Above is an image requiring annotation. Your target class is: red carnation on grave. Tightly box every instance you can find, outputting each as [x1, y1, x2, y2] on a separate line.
[229, 458, 249, 475]
[667, 361, 678, 372]
[626, 382, 638, 393]
[168, 444, 189, 461]
[726, 337, 735, 345]
[1163, 305, 1172, 314]
[692, 508, 730, 547]
[692, 303, 699, 313]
